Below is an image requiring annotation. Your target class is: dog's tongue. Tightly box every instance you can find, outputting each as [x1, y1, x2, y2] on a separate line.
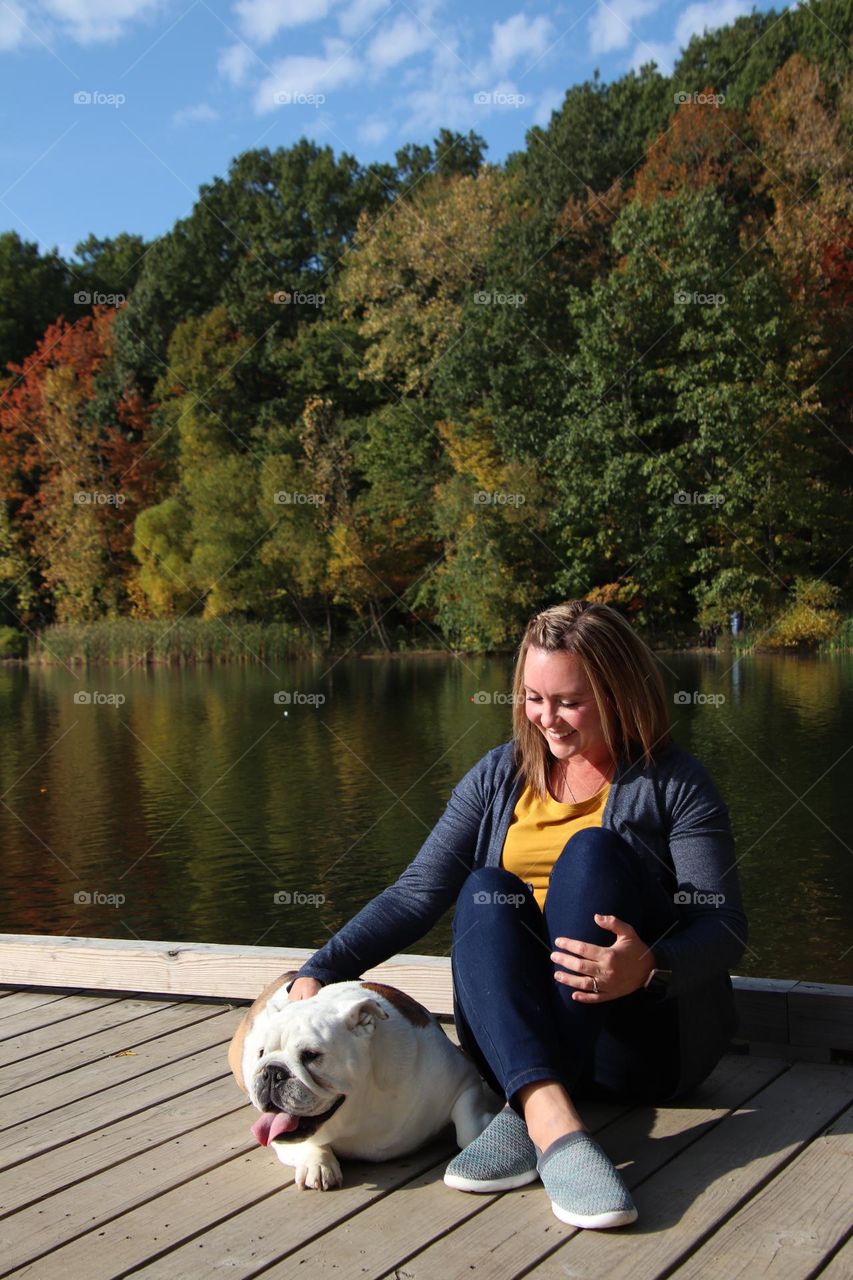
[252, 1111, 300, 1146]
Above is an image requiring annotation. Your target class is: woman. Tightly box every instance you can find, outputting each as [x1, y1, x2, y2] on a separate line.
[287, 600, 747, 1230]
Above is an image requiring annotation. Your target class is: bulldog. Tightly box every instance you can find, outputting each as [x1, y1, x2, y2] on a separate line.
[228, 972, 501, 1190]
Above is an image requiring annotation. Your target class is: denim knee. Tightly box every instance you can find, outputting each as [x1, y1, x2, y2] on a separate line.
[453, 866, 531, 931]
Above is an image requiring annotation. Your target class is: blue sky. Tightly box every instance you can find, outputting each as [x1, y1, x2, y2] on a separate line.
[0, 0, 779, 260]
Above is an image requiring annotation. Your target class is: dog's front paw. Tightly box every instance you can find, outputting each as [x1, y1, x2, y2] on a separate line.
[295, 1149, 343, 1190]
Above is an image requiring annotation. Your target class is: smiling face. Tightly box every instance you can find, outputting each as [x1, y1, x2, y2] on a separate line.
[522, 646, 611, 768]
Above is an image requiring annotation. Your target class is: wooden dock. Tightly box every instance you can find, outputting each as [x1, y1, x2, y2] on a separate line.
[0, 935, 851, 1279]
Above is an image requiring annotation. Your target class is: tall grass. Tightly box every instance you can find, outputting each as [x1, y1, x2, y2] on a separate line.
[29, 619, 319, 665]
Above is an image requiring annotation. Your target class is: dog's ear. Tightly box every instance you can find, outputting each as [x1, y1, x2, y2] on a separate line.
[228, 969, 301, 1092]
[343, 996, 390, 1034]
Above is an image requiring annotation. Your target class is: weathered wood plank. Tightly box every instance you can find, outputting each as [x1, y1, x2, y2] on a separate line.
[0, 1030, 233, 1167]
[0, 993, 118, 1041]
[0, 997, 176, 1078]
[334, 1054, 789, 1280]
[730, 977, 795, 1045]
[523, 1063, 853, 1280]
[0, 1072, 245, 1216]
[122, 1099, 629, 1280]
[0, 1107, 257, 1274]
[667, 1103, 853, 1279]
[0, 991, 73, 1019]
[0, 1003, 231, 1131]
[789, 982, 853, 1051]
[817, 1237, 853, 1278]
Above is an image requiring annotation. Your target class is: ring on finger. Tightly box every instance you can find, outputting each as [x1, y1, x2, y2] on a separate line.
[591, 976, 599, 994]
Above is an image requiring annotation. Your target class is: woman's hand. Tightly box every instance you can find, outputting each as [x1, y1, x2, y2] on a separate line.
[288, 976, 323, 1001]
[550, 914, 655, 1002]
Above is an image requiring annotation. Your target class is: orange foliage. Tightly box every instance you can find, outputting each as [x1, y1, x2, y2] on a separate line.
[630, 86, 758, 206]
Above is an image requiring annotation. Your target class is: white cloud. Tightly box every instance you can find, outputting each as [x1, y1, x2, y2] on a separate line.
[218, 41, 256, 86]
[337, 0, 393, 38]
[253, 39, 361, 113]
[234, 0, 332, 44]
[588, 0, 662, 56]
[357, 116, 391, 145]
[490, 12, 553, 75]
[366, 14, 432, 69]
[172, 101, 219, 126]
[533, 86, 564, 127]
[0, 0, 27, 51]
[39, 0, 160, 43]
[628, 0, 752, 74]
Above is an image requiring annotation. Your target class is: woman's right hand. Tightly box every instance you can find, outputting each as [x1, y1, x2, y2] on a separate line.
[288, 976, 323, 1001]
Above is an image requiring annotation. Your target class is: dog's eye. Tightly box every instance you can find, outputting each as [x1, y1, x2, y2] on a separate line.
[257, 1048, 264, 1059]
[301, 1049, 322, 1064]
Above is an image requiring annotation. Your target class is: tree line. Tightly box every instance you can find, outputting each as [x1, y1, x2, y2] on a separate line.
[1, 0, 851, 653]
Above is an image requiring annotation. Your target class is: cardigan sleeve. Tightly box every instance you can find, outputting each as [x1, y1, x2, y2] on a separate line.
[288, 753, 491, 988]
[648, 749, 748, 997]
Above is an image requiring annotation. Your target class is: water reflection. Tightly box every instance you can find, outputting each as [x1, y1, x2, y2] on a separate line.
[0, 653, 850, 982]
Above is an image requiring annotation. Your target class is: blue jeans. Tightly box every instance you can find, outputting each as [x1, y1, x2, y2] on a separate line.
[451, 827, 682, 1115]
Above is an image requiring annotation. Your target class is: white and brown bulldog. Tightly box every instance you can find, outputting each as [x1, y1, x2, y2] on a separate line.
[228, 972, 500, 1190]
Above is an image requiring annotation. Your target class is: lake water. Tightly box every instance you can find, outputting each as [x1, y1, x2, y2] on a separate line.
[1, 651, 850, 983]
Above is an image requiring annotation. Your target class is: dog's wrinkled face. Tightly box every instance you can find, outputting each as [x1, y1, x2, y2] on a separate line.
[243, 991, 388, 1147]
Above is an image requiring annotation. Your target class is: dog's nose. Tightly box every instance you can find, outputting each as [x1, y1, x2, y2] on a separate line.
[261, 1063, 291, 1088]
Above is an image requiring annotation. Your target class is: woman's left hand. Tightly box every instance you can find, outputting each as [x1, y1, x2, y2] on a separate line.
[551, 914, 655, 1001]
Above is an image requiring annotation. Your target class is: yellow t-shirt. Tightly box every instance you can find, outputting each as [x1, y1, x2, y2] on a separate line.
[501, 781, 611, 911]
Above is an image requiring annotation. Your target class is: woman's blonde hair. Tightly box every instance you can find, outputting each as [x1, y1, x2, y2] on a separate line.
[511, 600, 670, 800]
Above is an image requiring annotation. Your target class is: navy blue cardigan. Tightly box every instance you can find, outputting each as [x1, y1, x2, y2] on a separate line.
[293, 738, 748, 1097]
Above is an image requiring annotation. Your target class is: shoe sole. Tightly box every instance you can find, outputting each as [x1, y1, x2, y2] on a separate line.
[444, 1167, 540, 1193]
[549, 1201, 638, 1229]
